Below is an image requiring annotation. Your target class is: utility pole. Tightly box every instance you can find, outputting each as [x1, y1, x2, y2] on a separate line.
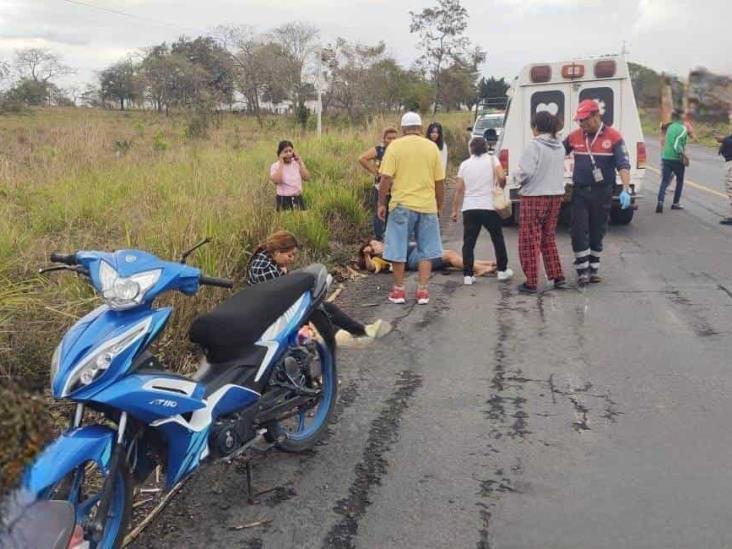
[316, 46, 323, 137]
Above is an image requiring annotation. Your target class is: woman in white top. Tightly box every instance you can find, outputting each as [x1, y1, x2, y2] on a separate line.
[451, 137, 512, 285]
[427, 122, 448, 173]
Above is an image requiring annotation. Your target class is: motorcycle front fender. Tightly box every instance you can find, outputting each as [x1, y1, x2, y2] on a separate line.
[23, 425, 115, 497]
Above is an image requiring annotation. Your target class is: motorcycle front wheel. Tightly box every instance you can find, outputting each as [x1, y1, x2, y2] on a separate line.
[46, 459, 133, 549]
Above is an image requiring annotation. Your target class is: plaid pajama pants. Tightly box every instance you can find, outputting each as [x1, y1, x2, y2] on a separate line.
[518, 195, 564, 288]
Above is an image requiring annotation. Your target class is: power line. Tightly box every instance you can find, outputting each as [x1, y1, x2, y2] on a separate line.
[61, 0, 204, 35]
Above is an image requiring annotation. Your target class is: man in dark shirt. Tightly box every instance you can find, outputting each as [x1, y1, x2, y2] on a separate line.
[564, 100, 631, 286]
[717, 132, 732, 225]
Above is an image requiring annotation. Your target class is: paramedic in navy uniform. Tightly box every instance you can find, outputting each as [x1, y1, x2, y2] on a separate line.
[564, 99, 632, 286]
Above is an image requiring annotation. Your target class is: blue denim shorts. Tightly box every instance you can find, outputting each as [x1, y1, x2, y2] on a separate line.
[383, 205, 443, 264]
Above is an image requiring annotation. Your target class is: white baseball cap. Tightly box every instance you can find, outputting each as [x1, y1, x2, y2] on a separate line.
[400, 112, 422, 127]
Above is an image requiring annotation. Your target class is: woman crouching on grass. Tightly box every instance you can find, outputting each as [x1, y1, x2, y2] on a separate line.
[247, 231, 390, 345]
[358, 239, 497, 276]
[269, 140, 309, 211]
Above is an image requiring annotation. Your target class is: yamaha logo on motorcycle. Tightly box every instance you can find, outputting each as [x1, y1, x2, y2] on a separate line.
[22, 241, 338, 548]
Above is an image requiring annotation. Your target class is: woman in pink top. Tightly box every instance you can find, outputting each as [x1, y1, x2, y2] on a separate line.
[269, 140, 311, 211]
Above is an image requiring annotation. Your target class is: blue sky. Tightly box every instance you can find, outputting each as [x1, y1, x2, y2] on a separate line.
[0, 0, 729, 89]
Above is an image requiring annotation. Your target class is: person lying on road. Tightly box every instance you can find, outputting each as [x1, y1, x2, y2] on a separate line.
[358, 239, 497, 277]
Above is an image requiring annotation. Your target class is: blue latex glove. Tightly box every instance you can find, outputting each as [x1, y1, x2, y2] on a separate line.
[619, 189, 631, 210]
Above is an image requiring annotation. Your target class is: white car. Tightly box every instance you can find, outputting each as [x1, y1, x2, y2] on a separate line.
[496, 55, 646, 225]
[468, 113, 505, 151]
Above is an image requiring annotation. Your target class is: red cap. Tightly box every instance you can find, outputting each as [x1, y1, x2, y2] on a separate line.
[574, 99, 600, 121]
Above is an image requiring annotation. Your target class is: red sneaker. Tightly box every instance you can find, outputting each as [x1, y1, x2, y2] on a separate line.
[416, 287, 429, 305]
[388, 286, 406, 304]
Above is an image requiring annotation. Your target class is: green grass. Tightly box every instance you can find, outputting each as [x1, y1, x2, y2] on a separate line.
[0, 108, 471, 387]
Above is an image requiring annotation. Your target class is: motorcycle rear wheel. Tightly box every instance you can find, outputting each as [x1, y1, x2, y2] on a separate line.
[269, 309, 338, 453]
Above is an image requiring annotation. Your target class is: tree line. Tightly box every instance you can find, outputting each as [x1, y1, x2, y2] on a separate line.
[0, 0, 511, 121]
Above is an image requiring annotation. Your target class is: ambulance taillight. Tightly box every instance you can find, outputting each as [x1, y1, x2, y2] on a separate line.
[636, 142, 647, 169]
[499, 149, 509, 172]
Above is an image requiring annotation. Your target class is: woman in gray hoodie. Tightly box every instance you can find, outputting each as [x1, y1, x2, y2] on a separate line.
[515, 111, 567, 293]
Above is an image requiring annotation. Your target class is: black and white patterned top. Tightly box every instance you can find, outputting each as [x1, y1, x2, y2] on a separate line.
[247, 251, 283, 286]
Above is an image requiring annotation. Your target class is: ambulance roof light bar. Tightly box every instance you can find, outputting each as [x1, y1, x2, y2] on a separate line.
[529, 65, 551, 83]
[561, 63, 585, 79]
[594, 60, 616, 78]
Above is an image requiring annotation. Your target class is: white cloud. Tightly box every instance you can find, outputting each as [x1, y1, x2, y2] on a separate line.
[633, 0, 684, 33]
[0, 0, 729, 89]
[495, 0, 597, 6]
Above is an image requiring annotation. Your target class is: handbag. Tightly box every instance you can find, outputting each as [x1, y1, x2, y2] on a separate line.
[491, 156, 512, 219]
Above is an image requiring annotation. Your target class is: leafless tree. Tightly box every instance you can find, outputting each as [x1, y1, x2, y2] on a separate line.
[13, 48, 73, 84]
[212, 25, 292, 124]
[270, 22, 319, 109]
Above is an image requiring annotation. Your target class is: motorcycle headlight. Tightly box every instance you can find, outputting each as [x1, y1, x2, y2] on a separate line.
[61, 318, 151, 397]
[99, 261, 161, 310]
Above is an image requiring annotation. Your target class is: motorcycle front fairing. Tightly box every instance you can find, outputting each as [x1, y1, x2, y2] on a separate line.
[50, 249, 205, 402]
[51, 305, 172, 401]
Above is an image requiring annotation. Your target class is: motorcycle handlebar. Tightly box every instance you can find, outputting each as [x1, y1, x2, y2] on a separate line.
[199, 275, 234, 289]
[50, 252, 77, 265]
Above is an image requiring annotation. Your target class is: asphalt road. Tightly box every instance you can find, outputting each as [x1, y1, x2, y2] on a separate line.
[644, 133, 729, 217]
[135, 139, 732, 549]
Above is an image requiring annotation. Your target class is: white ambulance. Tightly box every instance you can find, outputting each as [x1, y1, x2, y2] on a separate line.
[496, 55, 647, 225]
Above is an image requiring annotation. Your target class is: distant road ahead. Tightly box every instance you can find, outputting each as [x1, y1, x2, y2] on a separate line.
[644, 133, 729, 217]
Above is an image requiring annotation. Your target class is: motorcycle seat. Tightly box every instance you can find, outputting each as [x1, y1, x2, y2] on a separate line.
[189, 272, 314, 363]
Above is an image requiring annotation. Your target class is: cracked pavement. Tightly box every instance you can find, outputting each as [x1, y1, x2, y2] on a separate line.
[134, 139, 732, 549]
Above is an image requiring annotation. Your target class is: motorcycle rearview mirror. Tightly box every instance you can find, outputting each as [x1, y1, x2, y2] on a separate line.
[39, 265, 89, 276]
[39, 265, 72, 275]
[180, 237, 211, 264]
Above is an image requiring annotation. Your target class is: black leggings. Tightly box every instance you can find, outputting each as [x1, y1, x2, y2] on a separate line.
[462, 209, 508, 275]
[276, 195, 306, 211]
[324, 303, 366, 336]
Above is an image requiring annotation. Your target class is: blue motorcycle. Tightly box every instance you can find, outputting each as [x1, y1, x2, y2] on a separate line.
[22, 240, 338, 548]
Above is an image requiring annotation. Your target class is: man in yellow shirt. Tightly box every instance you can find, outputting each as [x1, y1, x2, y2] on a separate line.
[378, 112, 446, 305]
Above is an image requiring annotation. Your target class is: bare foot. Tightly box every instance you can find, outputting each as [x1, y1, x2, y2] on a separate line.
[475, 265, 497, 277]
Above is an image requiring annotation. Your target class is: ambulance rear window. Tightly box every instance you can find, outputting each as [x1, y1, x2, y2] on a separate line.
[530, 91, 565, 122]
[579, 87, 614, 126]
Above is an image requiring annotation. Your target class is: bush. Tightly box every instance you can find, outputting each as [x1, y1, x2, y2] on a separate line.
[0, 385, 53, 498]
[309, 184, 368, 243]
[152, 131, 169, 152]
[114, 139, 133, 156]
[296, 103, 310, 129]
[185, 110, 210, 139]
[280, 211, 330, 255]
